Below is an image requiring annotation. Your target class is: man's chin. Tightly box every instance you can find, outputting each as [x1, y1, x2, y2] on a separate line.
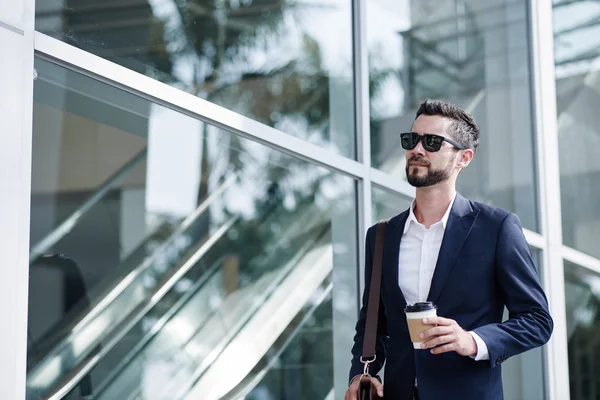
[407, 179, 429, 188]
[407, 175, 428, 187]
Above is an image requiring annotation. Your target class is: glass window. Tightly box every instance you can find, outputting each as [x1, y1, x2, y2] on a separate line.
[372, 186, 412, 223]
[564, 261, 600, 400]
[553, 1, 600, 258]
[27, 57, 358, 400]
[35, 1, 355, 158]
[367, 0, 538, 232]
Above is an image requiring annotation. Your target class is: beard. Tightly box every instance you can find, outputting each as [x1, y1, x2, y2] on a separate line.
[405, 156, 455, 188]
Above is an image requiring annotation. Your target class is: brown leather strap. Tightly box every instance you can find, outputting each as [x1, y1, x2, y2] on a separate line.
[361, 221, 386, 361]
[359, 375, 375, 400]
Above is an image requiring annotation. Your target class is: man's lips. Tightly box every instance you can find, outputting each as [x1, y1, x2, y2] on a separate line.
[409, 162, 429, 167]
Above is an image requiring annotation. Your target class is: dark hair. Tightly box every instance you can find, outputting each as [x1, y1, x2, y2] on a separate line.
[415, 99, 479, 151]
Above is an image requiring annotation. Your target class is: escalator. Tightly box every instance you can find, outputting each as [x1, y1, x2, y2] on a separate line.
[27, 159, 336, 399]
[29, 55, 347, 400]
[27, 170, 239, 398]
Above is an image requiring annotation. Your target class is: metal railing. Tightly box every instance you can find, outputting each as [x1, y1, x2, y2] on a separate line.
[48, 188, 329, 400]
[42, 218, 236, 399]
[29, 147, 147, 263]
[26, 174, 238, 398]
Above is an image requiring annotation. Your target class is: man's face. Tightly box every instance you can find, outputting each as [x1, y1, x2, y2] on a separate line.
[405, 115, 461, 188]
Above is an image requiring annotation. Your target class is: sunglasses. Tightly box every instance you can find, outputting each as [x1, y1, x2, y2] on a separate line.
[400, 132, 465, 152]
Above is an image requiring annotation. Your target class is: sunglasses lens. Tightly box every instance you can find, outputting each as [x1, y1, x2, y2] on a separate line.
[401, 133, 417, 150]
[423, 134, 443, 152]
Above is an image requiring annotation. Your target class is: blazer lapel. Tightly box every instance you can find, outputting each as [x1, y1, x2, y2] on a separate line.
[427, 193, 479, 304]
[384, 212, 408, 309]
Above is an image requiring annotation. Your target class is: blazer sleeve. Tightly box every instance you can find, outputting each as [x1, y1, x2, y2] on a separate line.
[349, 225, 389, 382]
[472, 213, 554, 368]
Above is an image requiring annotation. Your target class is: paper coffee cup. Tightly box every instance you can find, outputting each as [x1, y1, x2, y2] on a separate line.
[405, 302, 437, 349]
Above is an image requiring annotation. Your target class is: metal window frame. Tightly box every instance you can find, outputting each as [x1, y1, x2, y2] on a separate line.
[34, 33, 366, 181]
[562, 246, 600, 276]
[353, 0, 371, 301]
[33, 19, 547, 273]
[529, 0, 571, 399]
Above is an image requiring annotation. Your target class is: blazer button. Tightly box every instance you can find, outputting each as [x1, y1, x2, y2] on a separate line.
[496, 359, 501, 365]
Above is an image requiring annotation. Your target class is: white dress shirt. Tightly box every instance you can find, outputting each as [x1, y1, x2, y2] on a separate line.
[399, 194, 489, 361]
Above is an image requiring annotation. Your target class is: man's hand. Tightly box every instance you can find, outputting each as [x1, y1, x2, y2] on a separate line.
[344, 375, 384, 400]
[419, 316, 478, 356]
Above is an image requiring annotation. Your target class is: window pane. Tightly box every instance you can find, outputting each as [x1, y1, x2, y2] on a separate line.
[553, 1, 600, 258]
[372, 186, 412, 224]
[27, 57, 358, 399]
[367, 0, 538, 232]
[564, 261, 600, 400]
[35, 0, 356, 158]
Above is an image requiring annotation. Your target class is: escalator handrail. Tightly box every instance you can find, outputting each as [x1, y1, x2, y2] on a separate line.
[27, 174, 237, 387]
[44, 187, 322, 399]
[96, 199, 324, 400]
[41, 217, 238, 400]
[224, 279, 333, 400]
[179, 237, 332, 400]
[29, 147, 148, 263]
[172, 221, 332, 400]
[93, 256, 226, 398]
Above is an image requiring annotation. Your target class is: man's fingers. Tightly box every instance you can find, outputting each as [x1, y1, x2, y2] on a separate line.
[420, 325, 453, 339]
[345, 376, 361, 400]
[421, 334, 454, 349]
[430, 342, 458, 354]
[422, 316, 453, 326]
[371, 377, 384, 397]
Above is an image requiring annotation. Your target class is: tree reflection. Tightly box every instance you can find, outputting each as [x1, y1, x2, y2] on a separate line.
[142, 1, 342, 141]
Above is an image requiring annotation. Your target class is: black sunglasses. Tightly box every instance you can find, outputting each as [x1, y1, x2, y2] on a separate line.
[400, 132, 465, 152]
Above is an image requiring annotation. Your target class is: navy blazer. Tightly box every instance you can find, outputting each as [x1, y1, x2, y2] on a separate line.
[349, 193, 553, 400]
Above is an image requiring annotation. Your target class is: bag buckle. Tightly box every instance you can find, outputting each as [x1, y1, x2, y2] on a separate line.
[360, 355, 376, 375]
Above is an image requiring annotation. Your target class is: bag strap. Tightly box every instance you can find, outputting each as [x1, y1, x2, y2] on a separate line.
[360, 221, 386, 374]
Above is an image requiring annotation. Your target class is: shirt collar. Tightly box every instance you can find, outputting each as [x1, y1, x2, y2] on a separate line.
[403, 192, 457, 234]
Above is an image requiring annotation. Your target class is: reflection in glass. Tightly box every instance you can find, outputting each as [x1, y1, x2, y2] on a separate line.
[366, 0, 538, 231]
[564, 261, 600, 400]
[371, 186, 412, 223]
[239, 294, 334, 400]
[27, 57, 357, 399]
[553, 1, 600, 258]
[34, 0, 355, 158]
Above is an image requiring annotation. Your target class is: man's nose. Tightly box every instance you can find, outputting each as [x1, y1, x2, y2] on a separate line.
[410, 138, 426, 156]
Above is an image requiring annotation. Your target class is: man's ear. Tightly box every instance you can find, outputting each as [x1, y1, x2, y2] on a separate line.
[457, 149, 474, 169]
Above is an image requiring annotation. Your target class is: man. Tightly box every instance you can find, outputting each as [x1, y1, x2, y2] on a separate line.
[345, 99, 553, 400]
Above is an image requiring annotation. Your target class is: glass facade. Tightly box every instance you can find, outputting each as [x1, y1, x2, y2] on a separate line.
[0, 0, 597, 398]
[34, 0, 356, 158]
[552, 1, 600, 398]
[372, 186, 412, 223]
[27, 57, 357, 399]
[553, 0, 600, 259]
[367, 0, 539, 232]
